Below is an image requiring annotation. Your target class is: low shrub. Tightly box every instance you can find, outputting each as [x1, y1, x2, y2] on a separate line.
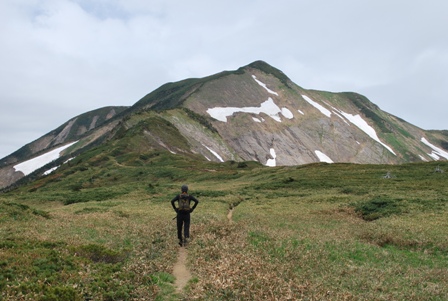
[73, 244, 127, 264]
[354, 197, 402, 221]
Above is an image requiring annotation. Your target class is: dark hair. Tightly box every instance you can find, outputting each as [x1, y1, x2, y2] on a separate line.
[181, 185, 188, 192]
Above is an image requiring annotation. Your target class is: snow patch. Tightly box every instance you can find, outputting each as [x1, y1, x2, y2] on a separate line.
[336, 110, 396, 155]
[207, 98, 283, 123]
[428, 152, 440, 160]
[421, 137, 448, 160]
[252, 75, 279, 95]
[302, 95, 332, 118]
[43, 166, 59, 175]
[14, 141, 78, 176]
[281, 107, 294, 119]
[202, 144, 224, 162]
[297, 110, 305, 115]
[270, 113, 282, 122]
[315, 150, 333, 163]
[331, 109, 350, 125]
[266, 148, 277, 167]
[252, 117, 262, 123]
[419, 155, 429, 162]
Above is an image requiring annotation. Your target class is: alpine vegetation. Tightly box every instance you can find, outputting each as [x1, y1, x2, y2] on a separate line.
[0, 61, 447, 300]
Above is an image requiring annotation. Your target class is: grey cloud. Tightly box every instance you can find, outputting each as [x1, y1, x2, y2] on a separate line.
[1, 0, 447, 159]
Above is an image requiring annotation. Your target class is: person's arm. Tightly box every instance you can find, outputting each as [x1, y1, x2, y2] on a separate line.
[190, 195, 199, 212]
[171, 195, 179, 212]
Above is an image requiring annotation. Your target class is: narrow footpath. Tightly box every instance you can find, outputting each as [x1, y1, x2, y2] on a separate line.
[172, 247, 191, 294]
[172, 204, 236, 294]
[227, 207, 234, 223]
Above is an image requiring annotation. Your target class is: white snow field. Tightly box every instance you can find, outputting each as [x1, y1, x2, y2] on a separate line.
[207, 98, 285, 123]
[266, 148, 277, 167]
[421, 137, 448, 160]
[14, 141, 78, 176]
[315, 150, 334, 163]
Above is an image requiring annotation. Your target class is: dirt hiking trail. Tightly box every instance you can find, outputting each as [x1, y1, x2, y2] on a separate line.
[227, 208, 234, 223]
[173, 247, 191, 293]
[172, 206, 235, 294]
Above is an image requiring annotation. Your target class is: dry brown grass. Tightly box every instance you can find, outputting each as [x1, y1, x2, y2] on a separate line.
[1, 161, 447, 300]
[184, 196, 448, 301]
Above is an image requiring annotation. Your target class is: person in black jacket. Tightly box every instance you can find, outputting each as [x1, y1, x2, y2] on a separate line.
[171, 185, 199, 246]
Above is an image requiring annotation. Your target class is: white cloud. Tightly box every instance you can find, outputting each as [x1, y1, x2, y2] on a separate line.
[1, 0, 447, 159]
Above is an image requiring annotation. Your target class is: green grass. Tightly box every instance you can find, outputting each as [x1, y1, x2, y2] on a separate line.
[1, 152, 447, 300]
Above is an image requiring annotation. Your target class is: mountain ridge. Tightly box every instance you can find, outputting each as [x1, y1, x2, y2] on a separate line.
[1, 60, 447, 189]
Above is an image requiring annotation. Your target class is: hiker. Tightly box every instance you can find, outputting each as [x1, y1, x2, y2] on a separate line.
[171, 185, 199, 246]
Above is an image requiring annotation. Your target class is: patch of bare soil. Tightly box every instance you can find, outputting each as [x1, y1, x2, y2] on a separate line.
[227, 208, 234, 223]
[173, 247, 191, 293]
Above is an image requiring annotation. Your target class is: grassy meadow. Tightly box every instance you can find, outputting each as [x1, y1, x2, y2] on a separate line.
[0, 150, 447, 300]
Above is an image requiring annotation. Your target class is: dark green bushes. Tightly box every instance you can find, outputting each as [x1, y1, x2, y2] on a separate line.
[73, 244, 127, 264]
[354, 197, 402, 221]
[0, 202, 50, 220]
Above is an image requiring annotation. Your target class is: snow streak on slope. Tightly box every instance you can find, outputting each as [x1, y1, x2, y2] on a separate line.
[202, 144, 224, 162]
[301, 94, 395, 155]
[252, 75, 278, 95]
[338, 111, 396, 155]
[421, 138, 448, 160]
[14, 141, 78, 176]
[43, 157, 75, 175]
[302, 95, 332, 117]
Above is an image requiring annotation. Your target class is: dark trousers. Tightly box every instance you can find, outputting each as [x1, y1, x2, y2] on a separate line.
[177, 212, 191, 241]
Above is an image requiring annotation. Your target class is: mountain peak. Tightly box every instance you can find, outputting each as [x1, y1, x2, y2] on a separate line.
[1, 61, 447, 190]
[244, 60, 291, 87]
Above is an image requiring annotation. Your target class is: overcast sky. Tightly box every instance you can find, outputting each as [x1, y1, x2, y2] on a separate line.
[1, 0, 447, 159]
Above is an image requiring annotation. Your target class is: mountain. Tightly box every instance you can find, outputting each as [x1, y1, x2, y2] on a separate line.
[0, 106, 128, 188]
[1, 60, 447, 189]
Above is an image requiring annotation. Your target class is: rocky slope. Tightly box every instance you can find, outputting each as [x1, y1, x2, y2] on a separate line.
[0, 106, 127, 188]
[1, 61, 447, 189]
